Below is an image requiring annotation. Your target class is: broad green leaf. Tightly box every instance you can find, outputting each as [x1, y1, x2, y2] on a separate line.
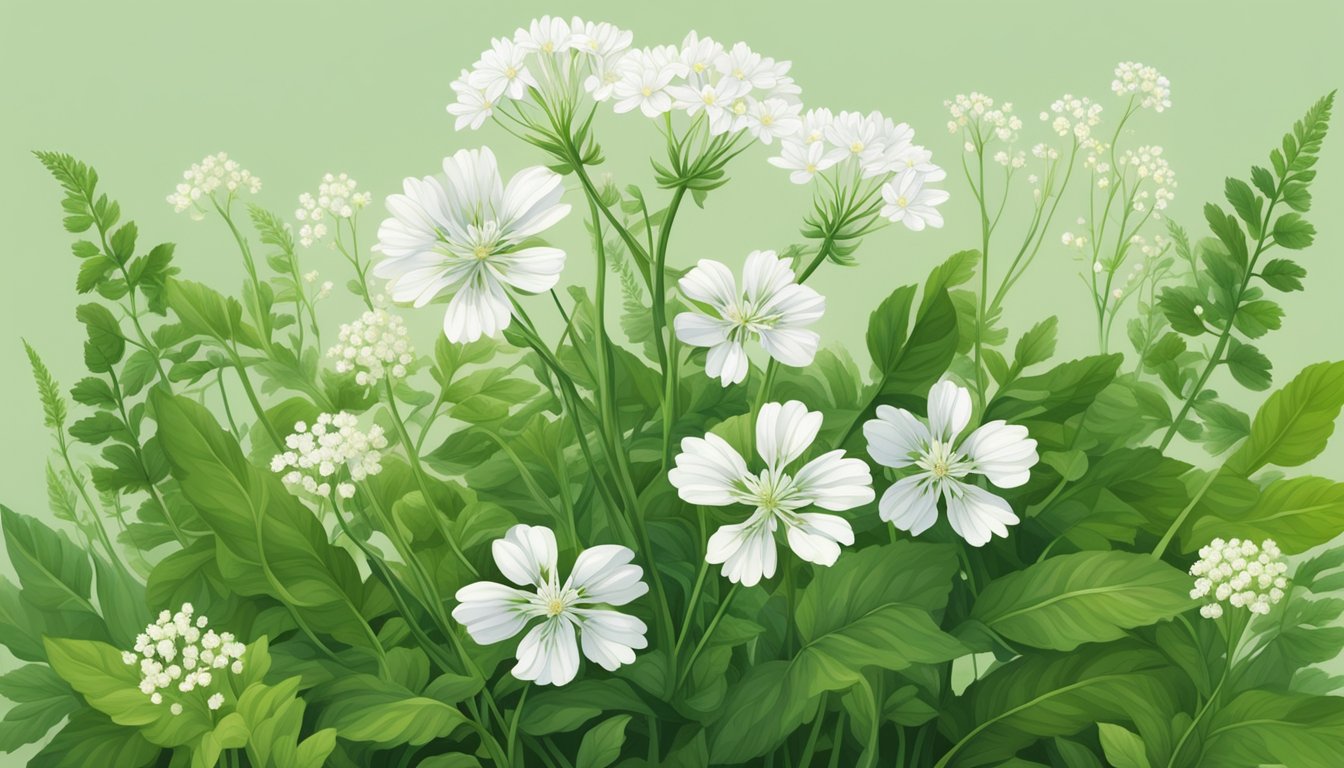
[1231, 299, 1283, 339]
[1191, 400, 1250, 455]
[28, 710, 159, 768]
[165, 278, 243, 341]
[521, 679, 651, 736]
[313, 674, 466, 748]
[970, 551, 1194, 651]
[1097, 723, 1151, 768]
[1, 506, 96, 615]
[1259, 257, 1306, 292]
[576, 714, 631, 768]
[1223, 177, 1262, 236]
[1271, 212, 1315, 249]
[986, 355, 1122, 426]
[1224, 339, 1271, 391]
[1192, 476, 1344, 554]
[1201, 691, 1344, 767]
[75, 303, 125, 373]
[1012, 317, 1058, 373]
[0, 665, 78, 752]
[1156, 287, 1209, 337]
[1225, 361, 1344, 476]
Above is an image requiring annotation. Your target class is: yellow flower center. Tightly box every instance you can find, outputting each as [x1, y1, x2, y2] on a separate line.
[505, 66, 517, 78]
[897, 196, 909, 208]
[702, 92, 716, 105]
[473, 245, 491, 260]
[761, 115, 774, 125]
[850, 141, 865, 154]
[930, 459, 949, 478]
[545, 597, 566, 617]
[642, 86, 653, 97]
[542, 42, 554, 53]
[805, 163, 817, 173]
[693, 62, 706, 73]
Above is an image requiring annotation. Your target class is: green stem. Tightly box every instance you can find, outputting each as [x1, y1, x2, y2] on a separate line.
[676, 584, 739, 689]
[1151, 469, 1220, 558]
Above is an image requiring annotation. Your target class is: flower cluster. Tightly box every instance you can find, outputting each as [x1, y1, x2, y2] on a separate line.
[328, 308, 415, 386]
[271, 412, 388, 499]
[166, 152, 261, 218]
[946, 92, 1023, 146]
[1112, 61, 1172, 112]
[1119, 145, 1176, 213]
[1042, 94, 1103, 140]
[1189, 538, 1289, 618]
[122, 603, 244, 714]
[616, 32, 801, 141]
[295, 172, 372, 247]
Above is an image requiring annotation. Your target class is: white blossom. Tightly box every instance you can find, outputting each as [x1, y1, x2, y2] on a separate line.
[295, 172, 372, 247]
[669, 401, 875, 586]
[1190, 538, 1289, 618]
[166, 152, 261, 218]
[327, 308, 415, 386]
[454, 525, 648, 686]
[123, 604, 244, 714]
[1043, 94, 1103, 140]
[881, 168, 950, 231]
[271, 412, 388, 498]
[865, 381, 1038, 546]
[1112, 61, 1172, 112]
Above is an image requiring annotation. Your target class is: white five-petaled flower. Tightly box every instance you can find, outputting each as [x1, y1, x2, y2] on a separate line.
[453, 525, 648, 687]
[767, 139, 837, 184]
[674, 250, 825, 386]
[468, 37, 538, 102]
[881, 168, 950, 231]
[669, 401, 875, 586]
[374, 147, 570, 343]
[864, 381, 1038, 547]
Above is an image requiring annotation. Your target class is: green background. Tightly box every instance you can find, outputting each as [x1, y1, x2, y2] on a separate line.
[2, 0, 1342, 752]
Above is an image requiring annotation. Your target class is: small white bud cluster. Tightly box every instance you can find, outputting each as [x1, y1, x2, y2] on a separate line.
[328, 309, 415, 386]
[1042, 94, 1103, 140]
[166, 153, 262, 218]
[1112, 61, 1172, 112]
[295, 172, 372, 247]
[271, 413, 388, 499]
[946, 93, 1023, 145]
[122, 603, 243, 714]
[1119, 145, 1176, 213]
[1190, 538, 1289, 619]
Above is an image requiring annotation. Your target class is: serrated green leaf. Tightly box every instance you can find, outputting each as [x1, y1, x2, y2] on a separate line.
[1232, 299, 1283, 339]
[75, 303, 125, 373]
[1226, 361, 1344, 475]
[1224, 340, 1271, 391]
[1271, 212, 1315, 249]
[1259, 258, 1306, 292]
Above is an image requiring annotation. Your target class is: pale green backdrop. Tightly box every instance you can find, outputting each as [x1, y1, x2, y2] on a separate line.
[2, 0, 1342, 753]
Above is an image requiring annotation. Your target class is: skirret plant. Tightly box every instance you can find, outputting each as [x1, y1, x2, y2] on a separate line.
[4, 15, 1343, 768]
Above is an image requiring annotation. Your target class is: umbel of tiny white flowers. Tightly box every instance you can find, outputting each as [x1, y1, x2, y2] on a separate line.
[295, 172, 373, 248]
[864, 381, 1038, 547]
[123, 603, 245, 715]
[1112, 61, 1172, 113]
[166, 152, 261, 220]
[453, 525, 649, 686]
[328, 308, 415, 387]
[373, 147, 570, 343]
[271, 412, 388, 499]
[669, 401, 875, 586]
[1189, 537, 1289, 619]
[674, 250, 825, 386]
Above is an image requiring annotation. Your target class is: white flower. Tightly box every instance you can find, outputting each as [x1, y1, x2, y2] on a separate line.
[822, 110, 888, 168]
[669, 401, 874, 586]
[124, 604, 244, 710]
[1044, 94, 1103, 140]
[678, 30, 724, 85]
[453, 525, 648, 686]
[744, 98, 802, 145]
[1119, 145, 1176, 213]
[674, 250, 825, 386]
[612, 48, 680, 117]
[295, 172, 372, 247]
[767, 138, 837, 185]
[447, 69, 496, 131]
[668, 78, 750, 135]
[945, 93, 1022, 145]
[166, 152, 261, 217]
[374, 147, 570, 343]
[327, 308, 415, 386]
[1112, 61, 1171, 112]
[574, 21, 634, 101]
[864, 381, 1038, 546]
[515, 16, 573, 56]
[1190, 537, 1288, 618]
[881, 169, 950, 231]
[271, 412, 388, 497]
[468, 37, 538, 102]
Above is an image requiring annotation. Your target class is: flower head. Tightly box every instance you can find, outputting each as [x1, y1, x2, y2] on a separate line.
[669, 401, 875, 586]
[864, 381, 1038, 546]
[674, 250, 825, 386]
[124, 603, 245, 714]
[327, 308, 415, 386]
[1043, 94, 1103, 140]
[373, 147, 570, 342]
[166, 152, 261, 218]
[1112, 61, 1171, 112]
[295, 172, 372, 247]
[881, 168, 951, 231]
[271, 412, 388, 498]
[453, 525, 648, 686]
[1189, 537, 1289, 619]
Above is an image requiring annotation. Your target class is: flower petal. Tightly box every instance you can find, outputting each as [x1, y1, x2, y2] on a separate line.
[705, 341, 750, 386]
[740, 249, 794, 307]
[960, 421, 1039, 489]
[669, 434, 751, 506]
[674, 312, 733, 349]
[926, 380, 972, 442]
[756, 327, 820, 368]
[566, 545, 648, 606]
[574, 608, 647, 671]
[878, 475, 941, 536]
[492, 524, 558, 589]
[706, 510, 778, 587]
[443, 273, 511, 342]
[792, 450, 874, 511]
[498, 165, 570, 241]
[489, 246, 566, 294]
[756, 400, 821, 471]
[452, 582, 535, 644]
[783, 512, 853, 567]
[679, 259, 739, 313]
[864, 405, 931, 469]
[943, 482, 1019, 547]
[512, 616, 580, 686]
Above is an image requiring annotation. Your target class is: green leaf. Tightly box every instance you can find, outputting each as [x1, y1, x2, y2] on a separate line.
[1225, 361, 1344, 476]
[23, 341, 68, 430]
[969, 551, 1194, 651]
[75, 303, 125, 373]
[0, 665, 78, 752]
[521, 679, 651, 736]
[108, 221, 137, 265]
[1012, 317, 1058, 373]
[575, 714, 631, 768]
[1097, 723, 1151, 768]
[313, 674, 467, 748]
[1232, 300, 1283, 339]
[1191, 475, 1344, 554]
[1156, 287, 1209, 337]
[165, 278, 243, 341]
[29, 711, 159, 768]
[1224, 339, 1272, 391]
[1, 506, 96, 614]
[1259, 258, 1306, 292]
[1191, 400, 1250, 455]
[68, 411, 131, 446]
[987, 355, 1122, 426]
[1223, 178, 1262, 237]
[1271, 212, 1315, 249]
[1201, 691, 1344, 767]
[70, 376, 116, 408]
